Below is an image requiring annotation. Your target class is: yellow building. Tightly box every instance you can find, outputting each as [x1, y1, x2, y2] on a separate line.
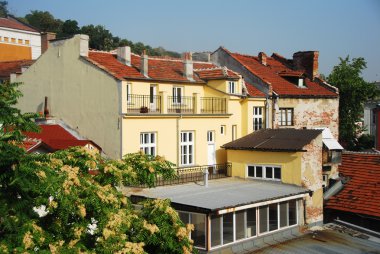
[16, 35, 266, 166]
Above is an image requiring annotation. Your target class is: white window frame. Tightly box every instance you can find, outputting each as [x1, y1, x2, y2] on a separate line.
[220, 125, 226, 135]
[228, 81, 236, 94]
[126, 83, 132, 104]
[177, 211, 207, 250]
[279, 108, 294, 126]
[232, 125, 237, 141]
[140, 132, 156, 156]
[173, 86, 183, 104]
[253, 107, 264, 131]
[207, 131, 215, 143]
[246, 165, 281, 181]
[180, 131, 194, 166]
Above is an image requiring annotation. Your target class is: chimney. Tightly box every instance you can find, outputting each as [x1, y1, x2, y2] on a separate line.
[183, 52, 193, 81]
[258, 52, 267, 66]
[117, 46, 131, 66]
[293, 51, 319, 79]
[44, 96, 50, 118]
[79, 34, 89, 57]
[141, 50, 148, 77]
[41, 32, 56, 54]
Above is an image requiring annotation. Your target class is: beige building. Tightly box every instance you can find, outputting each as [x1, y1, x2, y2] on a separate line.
[16, 35, 266, 166]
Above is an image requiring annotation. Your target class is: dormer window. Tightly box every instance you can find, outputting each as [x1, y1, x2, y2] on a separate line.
[228, 81, 236, 94]
[298, 78, 305, 88]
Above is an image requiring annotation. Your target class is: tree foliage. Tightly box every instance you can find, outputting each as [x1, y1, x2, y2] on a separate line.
[0, 83, 194, 253]
[0, 1, 8, 17]
[327, 56, 379, 150]
[24, 11, 63, 33]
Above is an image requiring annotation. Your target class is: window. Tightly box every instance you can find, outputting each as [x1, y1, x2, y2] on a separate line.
[140, 132, 156, 156]
[232, 125, 237, 141]
[173, 86, 183, 104]
[25, 39, 30, 45]
[280, 108, 294, 126]
[211, 214, 222, 247]
[253, 107, 264, 131]
[259, 206, 268, 233]
[126, 83, 131, 103]
[180, 131, 194, 166]
[220, 125, 226, 135]
[228, 81, 236, 94]
[178, 211, 206, 248]
[11, 38, 16, 43]
[4, 37, 9, 42]
[18, 39, 23, 44]
[247, 165, 281, 180]
[235, 210, 245, 240]
[298, 78, 305, 87]
[269, 204, 278, 231]
[246, 207, 256, 237]
[288, 200, 298, 225]
[207, 131, 214, 143]
[223, 213, 234, 244]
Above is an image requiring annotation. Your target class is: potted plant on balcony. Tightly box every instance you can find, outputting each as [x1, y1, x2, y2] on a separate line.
[140, 106, 149, 113]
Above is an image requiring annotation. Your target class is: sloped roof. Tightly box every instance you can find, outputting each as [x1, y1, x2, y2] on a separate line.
[86, 51, 235, 83]
[0, 17, 39, 33]
[0, 60, 35, 78]
[325, 152, 380, 218]
[245, 81, 266, 97]
[221, 48, 338, 97]
[222, 128, 322, 152]
[23, 124, 101, 152]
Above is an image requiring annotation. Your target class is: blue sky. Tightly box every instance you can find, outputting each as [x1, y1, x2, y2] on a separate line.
[8, 0, 380, 81]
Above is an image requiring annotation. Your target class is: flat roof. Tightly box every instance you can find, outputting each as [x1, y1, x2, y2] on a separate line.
[127, 177, 309, 212]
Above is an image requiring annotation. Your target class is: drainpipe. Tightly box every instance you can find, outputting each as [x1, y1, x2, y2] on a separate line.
[204, 169, 209, 187]
[265, 96, 269, 129]
[176, 117, 179, 166]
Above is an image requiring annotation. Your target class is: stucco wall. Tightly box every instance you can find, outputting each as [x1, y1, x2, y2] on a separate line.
[301, 134, 323, 224]
[276, 98, 339, 139]
[16, 35, 121, 158]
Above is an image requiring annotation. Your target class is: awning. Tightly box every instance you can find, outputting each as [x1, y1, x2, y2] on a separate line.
[320, 128, 344, 150]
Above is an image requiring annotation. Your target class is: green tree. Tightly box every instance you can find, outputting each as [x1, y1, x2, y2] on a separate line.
[80, 25, 116, 50]
[24, 10, 63, 33]
[58, 19, 80, 38]
[0, 1, 8, 17]
[328, 56, 379, 150]
[0, 83, 195, 253]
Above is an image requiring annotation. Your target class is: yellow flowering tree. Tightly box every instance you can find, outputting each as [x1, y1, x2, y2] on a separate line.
[0, 83, 195, 254]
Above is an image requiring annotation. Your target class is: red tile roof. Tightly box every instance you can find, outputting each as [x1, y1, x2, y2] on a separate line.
[223, 48, 338, 97]
[0, 17, 39, 33]
[0, 60, 35, 78]
[23, 124, 101, 152]
[86, 51, 233, 83]
[245, 81, 266, 97]
[326, 152, 380, 218]
[194, 67, 240, 80]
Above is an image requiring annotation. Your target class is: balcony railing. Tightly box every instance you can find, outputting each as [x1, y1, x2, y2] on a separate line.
[131, 163, 231, 188]
[168, 96, 194, 114]
[127, 94, 161, 114]
[201, 97, 227, 114]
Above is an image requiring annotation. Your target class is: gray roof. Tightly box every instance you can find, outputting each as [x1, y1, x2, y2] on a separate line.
[128, 178, 308, 212]
[222, 129, 322, 152]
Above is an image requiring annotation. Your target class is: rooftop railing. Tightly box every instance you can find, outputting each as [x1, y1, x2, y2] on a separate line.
[127, 94, 161, 114]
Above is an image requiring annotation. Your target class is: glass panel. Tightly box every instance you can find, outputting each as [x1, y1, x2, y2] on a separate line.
[256, 166, 263, 178]
[150, 147, 155, 156]
[280, 202, 288, 228]
[189, 132, 193, 142]
[248, 166, 255, 177]
[178, 212, 190, 224]
[235, 210, 245, 240]
[266, 167, 273, 179]
[150, 133, 155, 143]
[259, 206, 268, 234]
[211, 215, 221, 247]
[223, 213, 233, 244]
[287, 110, 292, 125]
[246, 208, 256, 237]
[144, 133, 149, 143]
[274, 167, 281, 180]
[144, 147, 149, 155]
[191, 213, 206, 248]
[269, 203, 278, 231]
[289, 200, 297, 225]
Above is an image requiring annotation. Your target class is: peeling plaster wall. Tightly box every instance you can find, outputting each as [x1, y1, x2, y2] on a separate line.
[276, 98, 339, 139]
[301, 134, 323, 224]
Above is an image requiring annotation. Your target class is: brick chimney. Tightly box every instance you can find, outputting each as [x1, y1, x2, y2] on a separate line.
[258, 52, 267, 66]
[117, 46, 131, 66]
[293, 51, 319, 79]
[41, 32, 56, 54]
[141, 50, 148, 77]
[183, 52, 193, 81]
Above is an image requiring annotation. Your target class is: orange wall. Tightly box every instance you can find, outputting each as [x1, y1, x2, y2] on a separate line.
[0, 43, 32, 61]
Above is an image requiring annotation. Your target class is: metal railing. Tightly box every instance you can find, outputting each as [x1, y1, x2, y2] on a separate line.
[201, 97, 227, 114]
[167, 96, 194, 114]
[133, 163, 231, 188]
[127, 94, 161, 114]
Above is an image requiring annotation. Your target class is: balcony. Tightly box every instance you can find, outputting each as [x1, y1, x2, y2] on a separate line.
[126, 93, 227, 115]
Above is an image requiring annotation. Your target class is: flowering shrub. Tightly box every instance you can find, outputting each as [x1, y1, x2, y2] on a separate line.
[0, 83, 195, 253]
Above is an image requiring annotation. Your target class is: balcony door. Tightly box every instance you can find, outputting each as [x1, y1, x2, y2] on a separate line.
[150, 85, 157, 111]
[207, 131, 216, 166]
